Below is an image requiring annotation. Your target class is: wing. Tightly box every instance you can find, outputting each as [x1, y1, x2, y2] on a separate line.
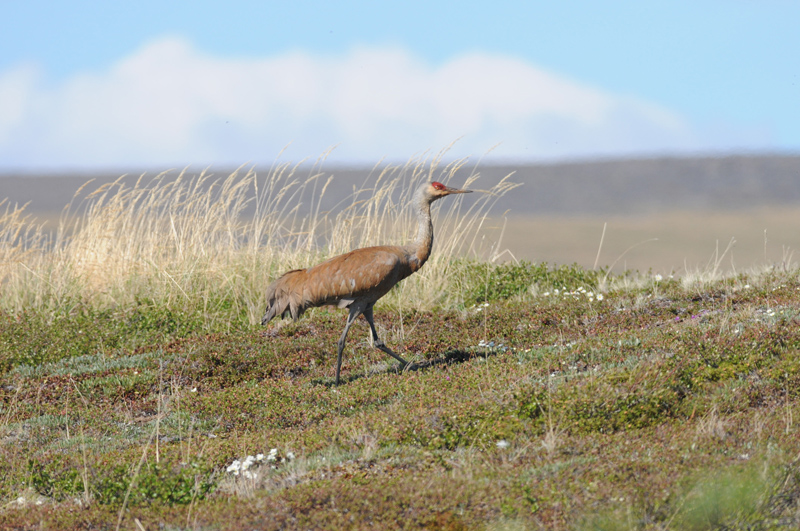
[262, 246, 413, 324]
[302, 246, 411, 308]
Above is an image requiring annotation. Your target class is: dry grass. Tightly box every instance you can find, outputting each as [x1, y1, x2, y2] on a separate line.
[0, 151, 518, 323]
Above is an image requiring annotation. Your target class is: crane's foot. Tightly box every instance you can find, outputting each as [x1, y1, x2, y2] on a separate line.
[374, 342, 409, 371]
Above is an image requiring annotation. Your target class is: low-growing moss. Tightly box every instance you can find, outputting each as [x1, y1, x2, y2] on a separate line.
[12, 350, 168, 379]
[0, 303, 208, 373]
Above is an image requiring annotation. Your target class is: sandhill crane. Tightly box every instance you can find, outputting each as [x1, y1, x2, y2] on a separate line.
[261, 181, 472, 384]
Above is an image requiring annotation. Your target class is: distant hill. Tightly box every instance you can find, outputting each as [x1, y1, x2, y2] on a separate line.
[2, 154, 800, 218]
[472, 154, 800, 216]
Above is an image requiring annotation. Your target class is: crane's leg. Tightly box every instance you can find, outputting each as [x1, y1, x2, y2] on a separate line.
[336, 307, 361, 385]
[363, 304, 409, 369]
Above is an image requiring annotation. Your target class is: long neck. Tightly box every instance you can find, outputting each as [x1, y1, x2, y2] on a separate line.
[410, 191, 434, 270]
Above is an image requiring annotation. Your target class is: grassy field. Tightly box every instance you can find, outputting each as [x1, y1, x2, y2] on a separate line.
[2, 159, 800, 529]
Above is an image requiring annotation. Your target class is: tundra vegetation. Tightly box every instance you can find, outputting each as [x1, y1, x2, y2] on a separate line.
[1, 153, 799, 529]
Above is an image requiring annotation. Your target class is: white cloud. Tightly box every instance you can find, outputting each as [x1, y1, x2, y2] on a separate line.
[0, 63, 40, 144]
[0, 36, 767, 170]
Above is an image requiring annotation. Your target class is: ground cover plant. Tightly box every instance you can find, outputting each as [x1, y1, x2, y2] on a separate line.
[2, 154, 800, 529]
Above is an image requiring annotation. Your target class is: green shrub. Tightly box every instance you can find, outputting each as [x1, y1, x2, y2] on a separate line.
[517, 362, 691, 434]
[28, 458, 83, 501]
[27, 457, 214, 506]
[92, 461, 215, 506]
[454, 260, 603, 304]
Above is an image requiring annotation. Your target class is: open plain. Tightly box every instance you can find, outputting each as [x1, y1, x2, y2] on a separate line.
[1, 155, 800, 529]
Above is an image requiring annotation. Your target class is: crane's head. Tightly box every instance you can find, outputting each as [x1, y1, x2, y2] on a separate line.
[427, 181, 472, 201]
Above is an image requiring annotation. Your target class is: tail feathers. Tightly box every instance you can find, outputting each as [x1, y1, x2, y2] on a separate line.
[261, 269, 308, 325]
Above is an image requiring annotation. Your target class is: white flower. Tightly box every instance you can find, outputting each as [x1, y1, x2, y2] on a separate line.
[190, 387, 197, 393]
[596, 294, 604, 301]
[496, 440, 510, 449]
[226, 460, 241, 475]
[287, 451, 296, 460]
[241, 455, 256, 470]
[256, 453, 265, 461]
[266, 448, 278, 462]
[654, 274, 663, 281]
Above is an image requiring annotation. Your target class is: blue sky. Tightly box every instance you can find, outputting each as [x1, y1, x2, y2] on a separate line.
[1, 0, 798, 171]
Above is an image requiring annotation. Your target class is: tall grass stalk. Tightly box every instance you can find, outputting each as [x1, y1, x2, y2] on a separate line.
[0, 152, 518, 327]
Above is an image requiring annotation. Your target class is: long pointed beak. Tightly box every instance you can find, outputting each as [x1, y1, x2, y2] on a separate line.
[444, 185, 472, 194]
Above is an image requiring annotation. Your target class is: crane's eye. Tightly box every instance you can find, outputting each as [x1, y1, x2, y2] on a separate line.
[432, 181, 445, 190]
